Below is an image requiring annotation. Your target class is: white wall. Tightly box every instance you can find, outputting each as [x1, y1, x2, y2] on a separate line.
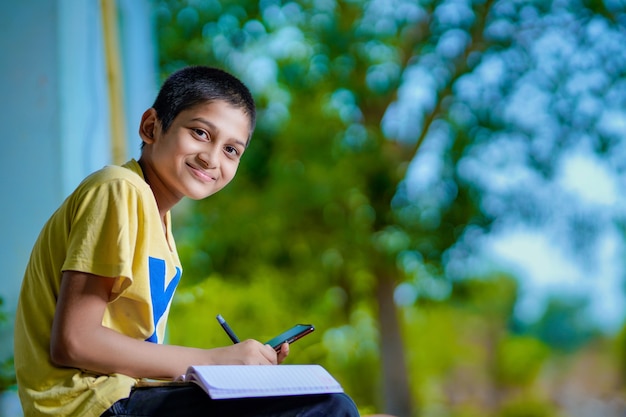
[0, 1, 156, 414]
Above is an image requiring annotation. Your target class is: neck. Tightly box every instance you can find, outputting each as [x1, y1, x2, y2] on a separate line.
[137, 157, 180, 219]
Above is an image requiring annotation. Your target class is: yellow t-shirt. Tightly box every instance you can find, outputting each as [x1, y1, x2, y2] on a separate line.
[14, 159, 182, 417]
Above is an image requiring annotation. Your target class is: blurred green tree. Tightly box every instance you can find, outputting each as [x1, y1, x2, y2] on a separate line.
[153, 0, 626, 414]
[526, 297, 599, 353]
[156, 1, 496, 413]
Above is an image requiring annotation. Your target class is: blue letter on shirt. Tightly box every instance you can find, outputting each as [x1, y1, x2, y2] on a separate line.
[146, 256, 182, 343]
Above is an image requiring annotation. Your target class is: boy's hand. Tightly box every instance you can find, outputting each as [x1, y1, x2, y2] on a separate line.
[214, 339, 283, 365]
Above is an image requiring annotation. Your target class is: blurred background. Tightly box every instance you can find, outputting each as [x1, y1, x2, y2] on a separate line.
[2, 1, 626, 416]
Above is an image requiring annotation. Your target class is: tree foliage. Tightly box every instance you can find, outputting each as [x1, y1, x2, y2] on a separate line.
[154, 0, 626, 415]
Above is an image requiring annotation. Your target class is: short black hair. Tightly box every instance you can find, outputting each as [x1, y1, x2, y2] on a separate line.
[152, 66, 256, 139]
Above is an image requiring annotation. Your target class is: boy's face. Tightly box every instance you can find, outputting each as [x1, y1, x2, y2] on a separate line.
[141, 100, 250, 202]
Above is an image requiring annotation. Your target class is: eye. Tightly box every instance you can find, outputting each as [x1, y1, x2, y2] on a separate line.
[225, 145, 241, 157]
[192, 128, 209, 140]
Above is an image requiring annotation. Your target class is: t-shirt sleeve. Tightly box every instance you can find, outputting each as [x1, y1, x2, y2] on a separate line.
[62, 178, 145, 296]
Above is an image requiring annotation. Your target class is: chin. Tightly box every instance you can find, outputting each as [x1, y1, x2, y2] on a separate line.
[188, 188, 223, 200]
[187, 193, 213, 201]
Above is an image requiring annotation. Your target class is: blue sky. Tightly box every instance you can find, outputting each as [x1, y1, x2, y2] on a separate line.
[484, 151, 625, 332]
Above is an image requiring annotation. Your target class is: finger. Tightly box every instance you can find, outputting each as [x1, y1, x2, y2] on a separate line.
[277, 342, 290, 364]
[262, 344, 279, 365]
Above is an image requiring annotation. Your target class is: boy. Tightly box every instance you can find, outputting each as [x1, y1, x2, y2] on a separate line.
[14, 66, 359, 417]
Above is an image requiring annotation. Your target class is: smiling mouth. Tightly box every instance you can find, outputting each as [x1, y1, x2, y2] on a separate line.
[188, 163, 216, 182]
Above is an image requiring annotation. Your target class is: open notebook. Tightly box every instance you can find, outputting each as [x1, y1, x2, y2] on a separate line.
[180, 365, 344, 399]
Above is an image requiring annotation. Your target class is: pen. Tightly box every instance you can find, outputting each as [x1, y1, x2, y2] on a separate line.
[216, 314, 240, 344]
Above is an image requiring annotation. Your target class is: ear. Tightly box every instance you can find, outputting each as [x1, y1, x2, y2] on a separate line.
[138, 108, 159, 145]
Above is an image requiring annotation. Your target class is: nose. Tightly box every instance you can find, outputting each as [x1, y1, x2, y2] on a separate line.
[197, 149, 218, 169]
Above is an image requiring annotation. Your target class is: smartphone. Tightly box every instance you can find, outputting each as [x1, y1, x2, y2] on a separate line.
[265, 324, 315, 351]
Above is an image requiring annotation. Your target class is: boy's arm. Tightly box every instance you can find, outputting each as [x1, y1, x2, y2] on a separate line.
[50, 270, 285, 379]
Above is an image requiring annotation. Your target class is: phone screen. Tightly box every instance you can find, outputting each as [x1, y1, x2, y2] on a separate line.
[265, 324, 315, 351]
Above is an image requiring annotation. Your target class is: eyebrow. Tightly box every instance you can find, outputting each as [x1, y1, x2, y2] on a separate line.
[190, 117, 248, 149]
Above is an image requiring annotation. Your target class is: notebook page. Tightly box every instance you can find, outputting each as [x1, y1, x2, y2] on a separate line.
[186, 365, 344, 399]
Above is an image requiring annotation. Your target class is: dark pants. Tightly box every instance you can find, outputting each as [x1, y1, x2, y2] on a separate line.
[101, 384, 360, 416]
